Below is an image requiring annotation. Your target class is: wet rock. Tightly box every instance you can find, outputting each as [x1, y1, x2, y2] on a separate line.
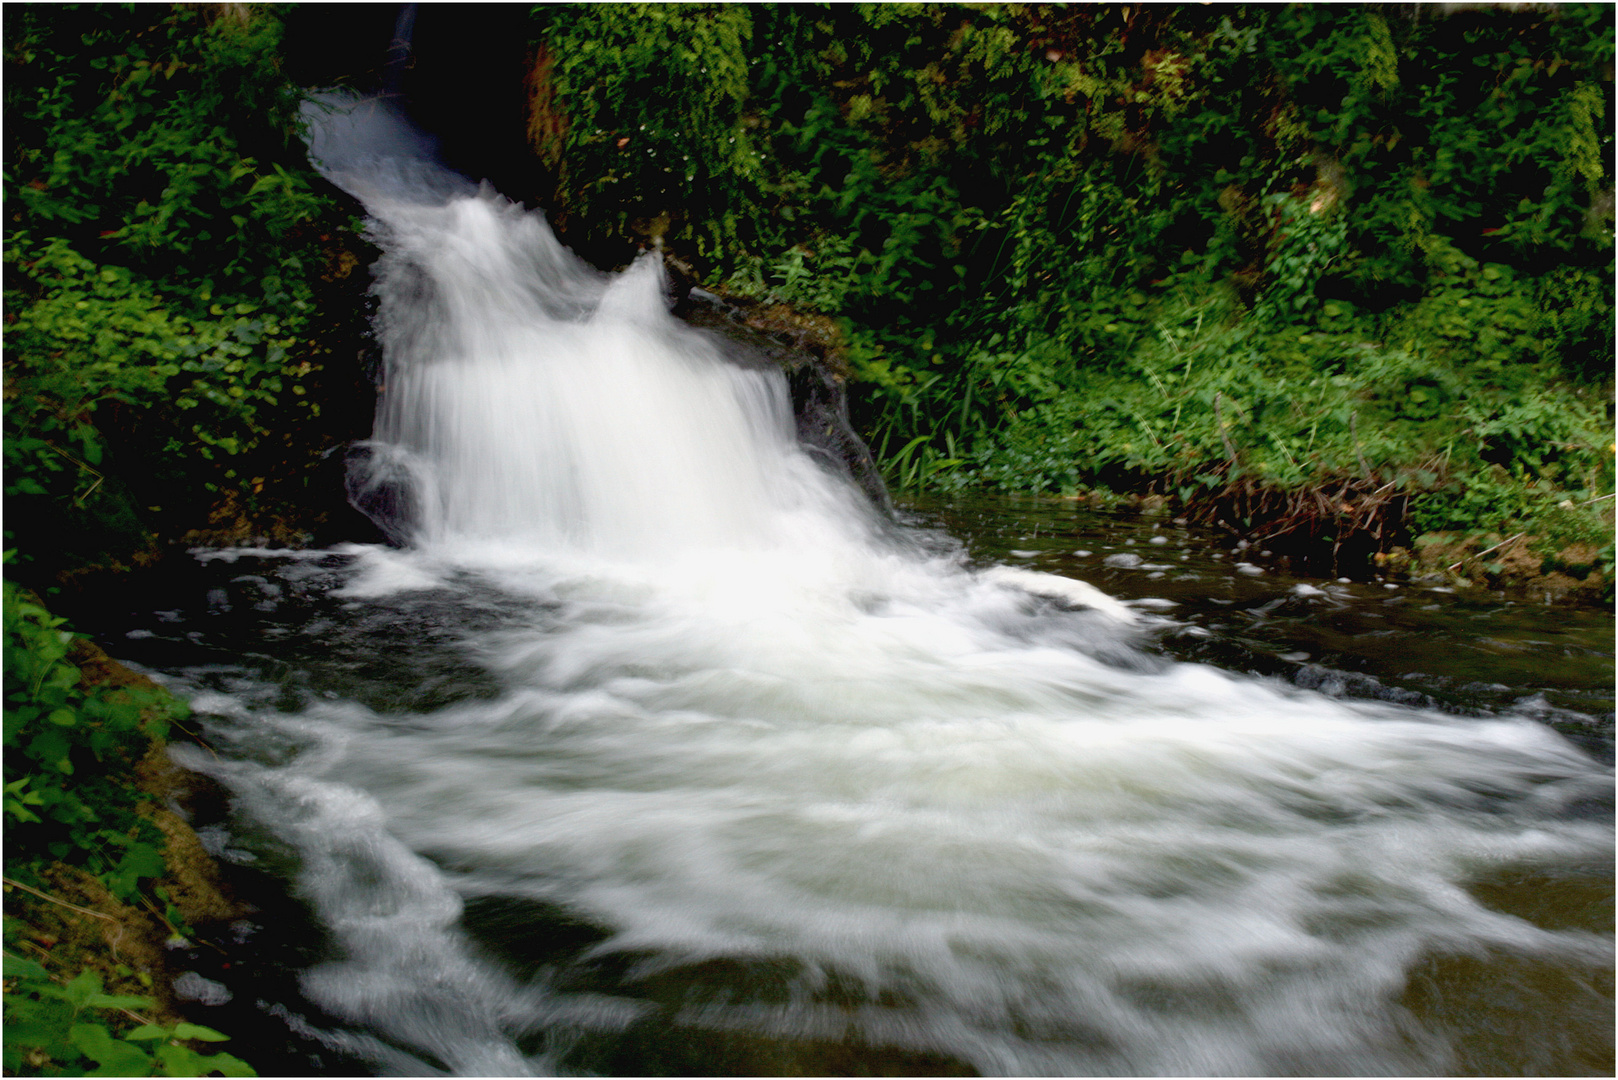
[173, 971, 233, 1006]
[343, 441, 421, 546]
[673, 285, 892, 515]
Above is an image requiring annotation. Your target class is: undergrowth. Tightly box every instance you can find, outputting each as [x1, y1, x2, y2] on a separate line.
[3, 4, 347, 581]
[2, 956, 254, 1078]
[530, 4, 1616, 586]
[3, 578, 181, 895]
[3, 575, 256, 1076]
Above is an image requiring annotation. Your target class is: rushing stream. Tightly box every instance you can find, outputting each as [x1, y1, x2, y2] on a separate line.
[94, 94, 1612, 1076]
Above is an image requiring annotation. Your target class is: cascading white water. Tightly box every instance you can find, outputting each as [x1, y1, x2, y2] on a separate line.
[311, 93, 868, 564]
[167, 93, 1609, 1076]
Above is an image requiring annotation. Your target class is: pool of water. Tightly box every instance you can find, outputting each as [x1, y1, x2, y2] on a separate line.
[79, 494, 1613, 1077]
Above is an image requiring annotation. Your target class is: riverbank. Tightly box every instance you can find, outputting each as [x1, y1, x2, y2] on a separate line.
[514, 4, 1613, 598]
[1094, 491, 1615, 605]
[2, 590, 261, 1076]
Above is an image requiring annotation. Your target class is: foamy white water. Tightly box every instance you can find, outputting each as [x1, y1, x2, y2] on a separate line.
[162, 94, 1610, 1075]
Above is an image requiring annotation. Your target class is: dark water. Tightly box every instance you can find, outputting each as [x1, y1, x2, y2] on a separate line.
[83, 495, 1613, 1078]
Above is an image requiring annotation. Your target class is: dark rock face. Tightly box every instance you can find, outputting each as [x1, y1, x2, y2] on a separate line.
[337, 443, 413, 546]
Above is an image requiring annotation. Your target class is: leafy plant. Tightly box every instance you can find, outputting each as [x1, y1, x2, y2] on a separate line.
[531, 3, 758, 267]
[0, 579, 256, 1074]
[3, 578, 186, 902]
[4, 4, 327, 296]
[4, 239, 317, 508]
[3, 955, 253, 1077]
[4, 4, 345, 569]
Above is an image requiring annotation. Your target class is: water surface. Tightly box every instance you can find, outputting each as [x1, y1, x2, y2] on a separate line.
[97, 499, 1612, 1077]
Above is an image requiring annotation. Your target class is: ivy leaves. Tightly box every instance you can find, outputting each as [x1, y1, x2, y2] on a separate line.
[4, 5, 322, 292]
[3, 238, 315, 522]
[4, 4, 339, 555]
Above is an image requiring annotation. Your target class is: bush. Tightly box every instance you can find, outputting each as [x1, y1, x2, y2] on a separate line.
[3, 956, 254, 1077]
[3, 4, 342, 569]
[2, 577, 186, 900]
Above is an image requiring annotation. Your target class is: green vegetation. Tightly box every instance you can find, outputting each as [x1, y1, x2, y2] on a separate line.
[534, 3, 758, 259]
[3, 955, 253, 1078]
[4, 3, 347, 582]
[4, 578, 179, 898]
[4, 576, 258, 1076]
[532, 3, 1614, 582]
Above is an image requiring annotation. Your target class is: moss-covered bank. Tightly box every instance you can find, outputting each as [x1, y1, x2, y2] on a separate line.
[4, 584, 257, 1075]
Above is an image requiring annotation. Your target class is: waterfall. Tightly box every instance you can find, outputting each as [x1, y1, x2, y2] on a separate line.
[164, 92, 1610, 1076]
[310, 91, 878, 562]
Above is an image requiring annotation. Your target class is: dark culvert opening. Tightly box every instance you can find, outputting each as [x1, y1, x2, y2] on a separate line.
[282, 4, 543, 207]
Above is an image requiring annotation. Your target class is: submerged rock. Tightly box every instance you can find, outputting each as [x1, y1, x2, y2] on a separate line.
[980, 565, 1137, 624]
[343, 441, 422, 547]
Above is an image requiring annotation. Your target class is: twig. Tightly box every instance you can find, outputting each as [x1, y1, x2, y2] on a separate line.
[1349, 410, 1371, 480]
[16, 938, 54, 960]
[40, 442, 106, 506]
[139, 895, 224, 955]
[1213, 392, 1239, 467]
[3, 876, 117, 922]
[163, 715, 220, 760]
[5, 875, 131, 959]
[1448, 531, 1527, 572]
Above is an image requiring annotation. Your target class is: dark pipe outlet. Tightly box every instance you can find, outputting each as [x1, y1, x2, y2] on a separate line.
[282, 4, 543, 206]
[398, 5, 543, 203]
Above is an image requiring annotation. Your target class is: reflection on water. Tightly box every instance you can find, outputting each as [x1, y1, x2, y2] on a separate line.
[909, 494, 1614, 758]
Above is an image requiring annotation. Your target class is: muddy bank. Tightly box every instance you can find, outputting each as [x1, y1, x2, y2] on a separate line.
[1392, 530, 1612, 604]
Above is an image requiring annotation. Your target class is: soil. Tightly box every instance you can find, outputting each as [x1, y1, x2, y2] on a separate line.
[1392, 531, 1611, 603]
